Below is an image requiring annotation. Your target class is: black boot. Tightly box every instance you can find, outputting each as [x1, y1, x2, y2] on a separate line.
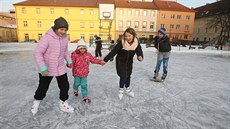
[161, 73, 167, 80]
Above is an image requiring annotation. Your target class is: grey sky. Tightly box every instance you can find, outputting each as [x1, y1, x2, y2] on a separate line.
[0, 0, 217, 12]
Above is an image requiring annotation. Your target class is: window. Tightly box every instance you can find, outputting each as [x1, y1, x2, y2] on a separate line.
[118, 21, 123, 28]
[161, 14, 166, 19]
[177, 15, 181, 19]
[171, 14, 175, 19]
[143, 10, 147, 16]
[80, 22, 85, 28]
[184, 35, 188, 39]
[150, 21, 154, 30]
[90, 22, 94, 28]
[90, 10, 94, 15]
[65, 9, 69, 15]
[23, 21, 28, 27]
[186, 15, 190, 20]
[38, 34, 42, 40]
[185, 25, 189, 31]
[119, 9, 123, 15]
[37, 21, 42, 28]
[141, 34, 146, 38]
[50, 8, 54, 14]
[142, 21, 147, 29]
[170, 24, 174, 29]
[197, 28, 200, 33]
[80, 34, 85, 40]
[80, 9, 84, 15]
[135, 10, 140, 16]
[204, 37, 207, 41]
[151, 11, 155, 17]
[22, 7, 26, 13]
[127, 21, 131, 28]
[176, 25, 180, 30]
[36, 8, 40, 14]
[134, 21, 139, 29]
[25, 34, 29, 41]
[127, 10, 132, 16]
[161, 24, 165, 28]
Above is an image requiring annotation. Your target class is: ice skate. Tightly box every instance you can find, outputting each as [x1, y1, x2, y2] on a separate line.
[118, 88, 124, 100]
[82, 97, 91, 104]
[31, 100, 41, 116]
[59, 100, 74, 113]
[161, 73, 167, 80]
[125, 87, 134, 97]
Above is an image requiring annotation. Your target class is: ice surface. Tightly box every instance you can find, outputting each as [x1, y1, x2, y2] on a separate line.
[0, 43, 230, 129]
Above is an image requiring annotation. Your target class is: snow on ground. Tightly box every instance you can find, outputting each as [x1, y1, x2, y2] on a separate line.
[0, 42, 230, 129]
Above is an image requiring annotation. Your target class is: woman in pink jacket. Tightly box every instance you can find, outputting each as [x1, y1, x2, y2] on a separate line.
[71, 39, 105, 103]
[32, 17, 74, 115]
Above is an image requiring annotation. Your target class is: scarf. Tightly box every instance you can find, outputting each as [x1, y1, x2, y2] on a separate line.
[122, 38, 138, 51]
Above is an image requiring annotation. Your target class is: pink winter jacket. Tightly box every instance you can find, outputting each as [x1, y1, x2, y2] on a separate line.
[34, 28, 71, 76]
[71, 49, 103, 77]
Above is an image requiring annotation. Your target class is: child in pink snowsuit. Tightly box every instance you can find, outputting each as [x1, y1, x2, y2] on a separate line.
[71, 39, 106, 103]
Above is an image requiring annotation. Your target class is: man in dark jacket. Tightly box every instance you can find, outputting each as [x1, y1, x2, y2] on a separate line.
[153, 28, 171, 80]
[94, 35, 102, 58]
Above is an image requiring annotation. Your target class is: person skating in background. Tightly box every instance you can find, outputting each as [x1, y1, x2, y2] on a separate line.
[108, 40, 116, 61]
[103, 28, 143, 100]
[32, 17, 74, 115]
[153, 28, 171, 80]
[94, 35, 102, 58]
[71, 39, 106, 103]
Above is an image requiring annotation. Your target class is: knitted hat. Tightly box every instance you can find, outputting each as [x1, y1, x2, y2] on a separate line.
[53, 17, 68, 30]
[77, 39, 87, 49]
[158, 28, 166, 36]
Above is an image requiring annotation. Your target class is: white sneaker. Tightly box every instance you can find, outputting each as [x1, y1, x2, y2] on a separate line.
[59, 100, 74, 113]
[125, 87, 134, 97]
[31, 100, 41, 115]
[118, 88, 124, 100]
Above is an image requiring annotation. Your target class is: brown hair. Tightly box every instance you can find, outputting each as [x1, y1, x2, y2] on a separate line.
[123, 28, 137, 43]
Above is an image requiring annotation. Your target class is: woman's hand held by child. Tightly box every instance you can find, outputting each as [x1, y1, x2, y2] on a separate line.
[100, 61, 106, 65]
[138, 56, 143, 61]
[66, 63, 73, 69]
[41, 70, 49, 76]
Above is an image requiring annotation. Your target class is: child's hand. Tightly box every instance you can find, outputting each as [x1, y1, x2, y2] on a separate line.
[100, 61, 106, 65]
[137, 56, 143, 61]
[66, 63, 73, 68]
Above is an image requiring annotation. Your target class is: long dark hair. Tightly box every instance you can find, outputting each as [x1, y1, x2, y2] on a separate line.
[123, 28, 137, 43]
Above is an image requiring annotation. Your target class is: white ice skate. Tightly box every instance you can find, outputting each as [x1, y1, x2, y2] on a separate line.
[125, 87, 134, 97]
[59, 100, 74, 113]
[31, 100, 41, 116]
[118, 88, 124, 100]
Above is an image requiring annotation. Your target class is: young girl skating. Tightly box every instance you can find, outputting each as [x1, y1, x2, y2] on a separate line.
[103, 28, 143, 100]
[71, 39, 106, 103]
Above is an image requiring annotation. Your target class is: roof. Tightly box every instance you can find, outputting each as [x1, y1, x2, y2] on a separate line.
[195, 0, 230, 19]
[13, 0, 114, 8]
[0, 19, 16, 28]
[0, 12, 16, 19]
[115, 0, 158, 9]
[153, 0, 195, 12]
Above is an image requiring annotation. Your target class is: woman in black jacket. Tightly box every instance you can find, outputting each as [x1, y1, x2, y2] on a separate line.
[104, 28, 143, 100]
[153, 28, 171, 80]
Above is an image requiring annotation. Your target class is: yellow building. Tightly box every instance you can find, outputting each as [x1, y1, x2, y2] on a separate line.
[13, 0, 115, 43]
[153, 0, 195, 41]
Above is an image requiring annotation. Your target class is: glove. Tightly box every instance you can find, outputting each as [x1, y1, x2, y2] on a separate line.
[41, 70, 48, 76]
[67, 63, 73, 68]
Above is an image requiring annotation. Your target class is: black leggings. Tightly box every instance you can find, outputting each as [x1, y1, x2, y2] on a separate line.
[95, 44, 102, 57]
[119, 76, 131, 89]
[34, 73, 69, 101]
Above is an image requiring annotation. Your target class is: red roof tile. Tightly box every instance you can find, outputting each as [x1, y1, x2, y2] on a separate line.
[153, 0, 194, 12]
[115, 0, 158, 9]
[14, 0, 114, 8]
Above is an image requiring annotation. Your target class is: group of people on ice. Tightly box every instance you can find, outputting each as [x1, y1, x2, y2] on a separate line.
[31, 17, 171, 115]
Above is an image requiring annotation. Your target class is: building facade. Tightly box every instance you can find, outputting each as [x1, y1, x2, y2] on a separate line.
[0, 12, 17, 42]
[115, 0, 158, 40]
[154, 0, 195, 41]
[14, 0, 115, 43]
[193, 0, 230, 45]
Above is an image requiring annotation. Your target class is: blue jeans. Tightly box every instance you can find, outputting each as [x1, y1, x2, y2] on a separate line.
[73, 76, 88, 97]
[155, 52, 170, 73]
